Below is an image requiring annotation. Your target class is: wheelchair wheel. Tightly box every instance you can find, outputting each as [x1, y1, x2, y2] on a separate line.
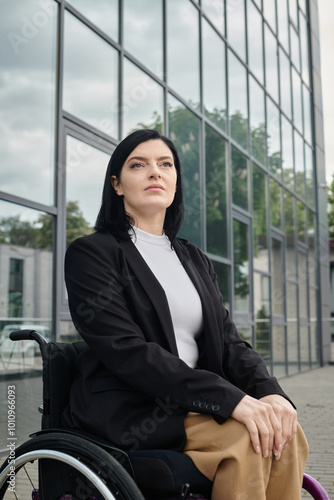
[0, 432, 144, 500]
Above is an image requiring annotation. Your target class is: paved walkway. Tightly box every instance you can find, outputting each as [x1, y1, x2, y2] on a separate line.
[0, 364, 333, 497]
[280, 364, 334, 497]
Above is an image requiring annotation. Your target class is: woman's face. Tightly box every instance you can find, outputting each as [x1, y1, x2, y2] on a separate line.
[112, 139, 177, 223]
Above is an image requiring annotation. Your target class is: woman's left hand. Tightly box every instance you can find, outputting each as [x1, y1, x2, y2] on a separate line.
[259, 394, 298, 460]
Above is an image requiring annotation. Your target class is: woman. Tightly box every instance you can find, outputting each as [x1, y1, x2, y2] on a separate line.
[63, 129, 308, 499]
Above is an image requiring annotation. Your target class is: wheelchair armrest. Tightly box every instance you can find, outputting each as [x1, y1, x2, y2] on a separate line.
[10, 329, 48, 347]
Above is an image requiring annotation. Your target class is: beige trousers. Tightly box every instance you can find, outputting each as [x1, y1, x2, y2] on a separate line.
[183, 413, 309, 500]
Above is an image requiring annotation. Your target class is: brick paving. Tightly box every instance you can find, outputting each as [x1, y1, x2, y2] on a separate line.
[0, 365, 333, 498]
[280, 364, 334, 497]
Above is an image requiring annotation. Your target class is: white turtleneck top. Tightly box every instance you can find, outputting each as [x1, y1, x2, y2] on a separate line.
[131, 227, 203, 368]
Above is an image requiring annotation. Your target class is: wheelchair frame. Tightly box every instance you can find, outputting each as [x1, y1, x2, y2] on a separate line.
[0, 329, 330, 500]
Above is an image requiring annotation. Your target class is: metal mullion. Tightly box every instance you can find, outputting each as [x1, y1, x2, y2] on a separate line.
[162, 0, 168, 135]
[53, 0, 65, 340]
[62, 121, 116, 156]
[118, 0, 124, 139]
[122, 49, 167, 90]
[62, 111, 119, 147]
[206, 253, 231, 267]
[198, 8, 206, 251]
[63, 2, 121, 53]
[167, 88, 202, 120]
[0, 192, 57, 216]
[200, 11, 228, 46]
[202, 115, 229, 146]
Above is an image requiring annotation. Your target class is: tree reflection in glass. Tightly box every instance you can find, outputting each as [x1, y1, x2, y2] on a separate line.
[206, 126, 228, 258]
[249, 77, 266, 165]
[168, 96, 201, 247]
[228, 51, 248, 150]
[233, 219, 249, 312]
[231, 146, 248, 211]
[202, 19, 226, 131]
[266, 98, 282, 178]
[253, 165, 268, 273]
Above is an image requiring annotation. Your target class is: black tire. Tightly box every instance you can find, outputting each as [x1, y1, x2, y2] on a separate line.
[0, 432, 144, 500]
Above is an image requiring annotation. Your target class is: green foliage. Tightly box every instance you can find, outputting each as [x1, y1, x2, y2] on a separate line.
[0, 201, 92, 250]
[66, 200, 92, 247]
[327, 174, 334, 238]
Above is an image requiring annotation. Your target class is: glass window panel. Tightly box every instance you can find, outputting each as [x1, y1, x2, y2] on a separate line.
[279, 48, 292, 119]
[294, 131, 305, 199]
[253, 165, 268, 272]
[310, 322, 318, 366]
[0, 201, 53, 367]
[290, 24, 301, 73]
[309, 288, 319, 365]
[277, 0, 289, 51]
[297, 201, 306, 244]
[63, 12, 118, 138]
[284, 192, 296, 281]
[299, 0, 307, 16]
[286, 283, 299, 374]
[308, 210, 317, 289]
[123, 59, 164, 136]
[298, 250, 308, 317]
[59, 319, 82, 342]
[266, 98, 281, 177]
[206, 126, 228, 258]
[168, 95, 201, 246]
[66, 136, 110, 245]
[227, 0, 246, 60]
[0, 201, 53, 447]
[231, 146, 248, 211]
[1, 0, 57, 205]
[264, 24, 279, 103]
[271, 237, 284, 315]
[247, 0, 264, 84]
[202, 0, 225, 35]
[254, 273, 271, 364]
[212, 261, 230, 311]
[272, 325, 286, 378]
[286, 282, 298, 320]
[263, 0, 276, 32]
[202, 20, 226, 130]
[249, 77, 266, 164]
[305, 143, 314, 207]
[167, 0, 200, 108]
[292, 68, 303, 133]
[289, 0, 298, 27]
[270, 178, 282, 230]
[124, 0, 163, 79]
[233, 219, 250, 312]
[66, 0, 118, 41]
[228, 51, 248, 149]
[299, 326, 309, 370]
[303, 84, 312, 144]
[300, 13, 310, 86]
[281, 115, 294, 189]
[235, 325, 252, 345]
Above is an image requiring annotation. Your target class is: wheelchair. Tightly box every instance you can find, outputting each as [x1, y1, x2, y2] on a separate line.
[0, 330, 330, 500]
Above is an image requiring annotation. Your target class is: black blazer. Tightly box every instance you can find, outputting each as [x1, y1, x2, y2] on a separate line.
[62, 231, 290, 452]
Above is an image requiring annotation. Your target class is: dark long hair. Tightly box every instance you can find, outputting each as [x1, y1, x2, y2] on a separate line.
[95, 129, 184, 244]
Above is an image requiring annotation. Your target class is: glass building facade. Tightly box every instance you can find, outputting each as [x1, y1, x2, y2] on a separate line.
[0, 0, 330, 445]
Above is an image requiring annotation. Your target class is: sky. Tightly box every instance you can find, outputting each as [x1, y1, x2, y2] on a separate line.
[318, 0, 334, 185]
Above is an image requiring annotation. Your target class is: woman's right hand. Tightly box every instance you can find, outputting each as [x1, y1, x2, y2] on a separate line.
[231, 395, 283, 459]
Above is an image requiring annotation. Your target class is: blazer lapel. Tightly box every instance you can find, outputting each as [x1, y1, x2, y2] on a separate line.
[174, 241, 223, 374]
[118, 239, 179, 355]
